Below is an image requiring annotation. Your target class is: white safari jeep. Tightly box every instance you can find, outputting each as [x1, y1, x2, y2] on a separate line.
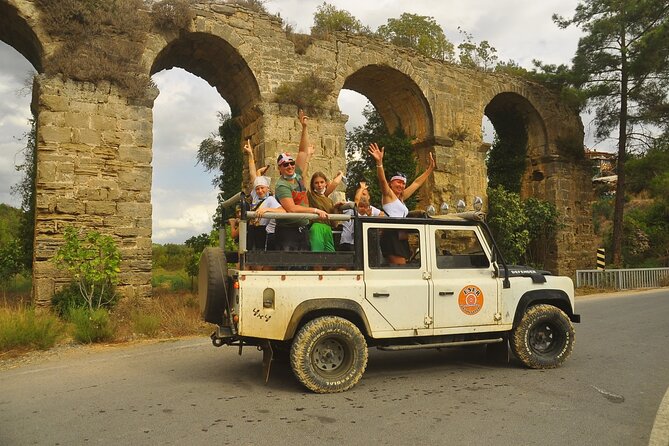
[199, 198, 580, 393]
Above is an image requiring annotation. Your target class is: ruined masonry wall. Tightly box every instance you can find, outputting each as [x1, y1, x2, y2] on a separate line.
[32, 76, 155, 302]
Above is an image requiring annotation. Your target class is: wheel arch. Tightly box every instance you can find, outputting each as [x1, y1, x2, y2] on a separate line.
[513, 290, 577, 327]
[283, 299, 372, 340]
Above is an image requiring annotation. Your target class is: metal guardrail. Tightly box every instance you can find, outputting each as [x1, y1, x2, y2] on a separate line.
[575, 267, 669, 290]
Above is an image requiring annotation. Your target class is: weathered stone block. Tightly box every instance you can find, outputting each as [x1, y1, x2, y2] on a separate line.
[86, 201, 117, 216]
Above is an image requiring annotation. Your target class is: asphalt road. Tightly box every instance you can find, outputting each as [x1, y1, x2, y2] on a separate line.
[1, 289, 668, 446]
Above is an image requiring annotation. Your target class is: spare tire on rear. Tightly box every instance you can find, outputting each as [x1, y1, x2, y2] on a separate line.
[198, 247, 228, 325]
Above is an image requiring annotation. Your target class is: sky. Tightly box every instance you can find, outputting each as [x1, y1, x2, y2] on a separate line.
[0, 0, 588, 244]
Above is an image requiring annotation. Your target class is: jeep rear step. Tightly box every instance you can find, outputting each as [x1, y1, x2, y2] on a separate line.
[376, 337, 504, 351]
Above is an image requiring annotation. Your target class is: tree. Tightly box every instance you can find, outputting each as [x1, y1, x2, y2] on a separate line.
[554, 0, 669, 266]
[53, 227, 121, 311]
[184, 233, 212, 290]
[376, 13, 454, 61]
[457, 28, 498, 71]
[0, 239, 23, 297]
[311, 2, 370, 36]
[10, 118, 36, 270]
[196, 112, 243, 228]
[345, 103, 418, 210]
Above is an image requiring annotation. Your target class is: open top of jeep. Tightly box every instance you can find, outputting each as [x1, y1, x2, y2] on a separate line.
[199, 196, 580, 393]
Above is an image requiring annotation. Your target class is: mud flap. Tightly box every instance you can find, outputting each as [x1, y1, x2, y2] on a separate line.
[261, 340, 273, 384]
[486, 338, 510, 364]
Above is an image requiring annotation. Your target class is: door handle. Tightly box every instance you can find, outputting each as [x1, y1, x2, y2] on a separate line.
[373, 292, 390, 298]
[439, 291, 455, 296]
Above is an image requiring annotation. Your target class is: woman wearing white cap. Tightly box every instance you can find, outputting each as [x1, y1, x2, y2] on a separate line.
[368, 142, 436, 264]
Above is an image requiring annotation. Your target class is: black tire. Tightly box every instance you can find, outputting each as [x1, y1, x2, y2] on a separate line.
[510, 304, 575, 369]
[198, 247, 228, 325]
[290, 316, 368, 393]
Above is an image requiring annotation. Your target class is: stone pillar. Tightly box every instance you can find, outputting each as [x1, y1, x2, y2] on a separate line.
[431, 138, 489, 211]
[32, 75, 156, 305]
[250, 103, 347, 191]
[525, 155, 595, 276]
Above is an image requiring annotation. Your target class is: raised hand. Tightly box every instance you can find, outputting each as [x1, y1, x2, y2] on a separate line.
[299, 109, 308, 128]
[368, 143, 384, 164]
[243, 138, 253, 154]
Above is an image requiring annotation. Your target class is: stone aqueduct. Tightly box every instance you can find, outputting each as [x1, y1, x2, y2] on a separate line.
[1, 1, 595, 303]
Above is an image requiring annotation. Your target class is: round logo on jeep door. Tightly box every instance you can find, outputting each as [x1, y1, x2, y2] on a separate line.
[458, 285, 484, 315]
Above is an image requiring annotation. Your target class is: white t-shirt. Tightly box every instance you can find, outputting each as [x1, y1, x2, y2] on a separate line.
[253, 195, 281, 234]
[340, 206, 381, 245]
[382, 198, 408, 217]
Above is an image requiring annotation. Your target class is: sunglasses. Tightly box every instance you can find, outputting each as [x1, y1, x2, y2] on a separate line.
[281, 161, 296, 167]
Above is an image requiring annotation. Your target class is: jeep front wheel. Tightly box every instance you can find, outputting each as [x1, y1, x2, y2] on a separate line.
[290, 316, 368, 393]
[510, 304, 575, 369]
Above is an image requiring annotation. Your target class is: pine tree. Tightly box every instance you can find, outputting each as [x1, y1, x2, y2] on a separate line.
[554, 0, 669, 265]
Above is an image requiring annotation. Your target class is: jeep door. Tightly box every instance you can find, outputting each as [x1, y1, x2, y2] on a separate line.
[362, 222, 431, 335]
[429, 225, 500, 331]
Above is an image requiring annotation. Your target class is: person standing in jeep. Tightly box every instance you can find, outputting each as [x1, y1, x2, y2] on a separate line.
[274, 111, 328, 251]
[368, 142, 436, 264]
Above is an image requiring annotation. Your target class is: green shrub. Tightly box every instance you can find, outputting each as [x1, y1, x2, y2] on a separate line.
[274, 73, 332, 111]
[53, 227, 121, 311]
[52, 282, 118, 318]
[0, 307, 64, 352]
[131, 311, 161, 337]
[68, 307, 115, 344]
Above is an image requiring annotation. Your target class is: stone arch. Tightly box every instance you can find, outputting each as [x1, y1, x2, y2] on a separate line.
[484, 91, 549, 197]
[0, 1, 43, 72]
[150, 32, 261, 120]
[341, 64, 434, 144]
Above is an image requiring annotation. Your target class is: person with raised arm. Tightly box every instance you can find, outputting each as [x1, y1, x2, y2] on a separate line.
[242, 139, 284, 253]
[367, 142, 436, 264]
[274, 110, 328, 251]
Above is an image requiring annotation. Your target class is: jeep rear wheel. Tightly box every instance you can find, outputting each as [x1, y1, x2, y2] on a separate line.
[511, 304, 575, 369]
[290, 316, 368, 393]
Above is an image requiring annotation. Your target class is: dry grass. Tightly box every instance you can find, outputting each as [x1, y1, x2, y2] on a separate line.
[274, 73, 332, 111]
[1, 290, 210, 361]
[575, 285, 617, 296]
[33, 0, 196, 101]
[111, 291, 209, 341]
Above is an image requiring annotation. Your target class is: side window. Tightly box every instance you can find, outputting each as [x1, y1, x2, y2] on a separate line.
[435, 229, 490, 269]
[367, 228, 421, 269]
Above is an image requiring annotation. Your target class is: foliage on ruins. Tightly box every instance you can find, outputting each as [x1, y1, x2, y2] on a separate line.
[284, 24, 314, 55]
[274, 73, 333, 111]
[150, 0, 194, 31]
[34, 0, 153, 101]
[457, 28, 498, 71]
[311, 2, 371, 37]
[32, 0, 204, 100]
[377, 13, 455, 61]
